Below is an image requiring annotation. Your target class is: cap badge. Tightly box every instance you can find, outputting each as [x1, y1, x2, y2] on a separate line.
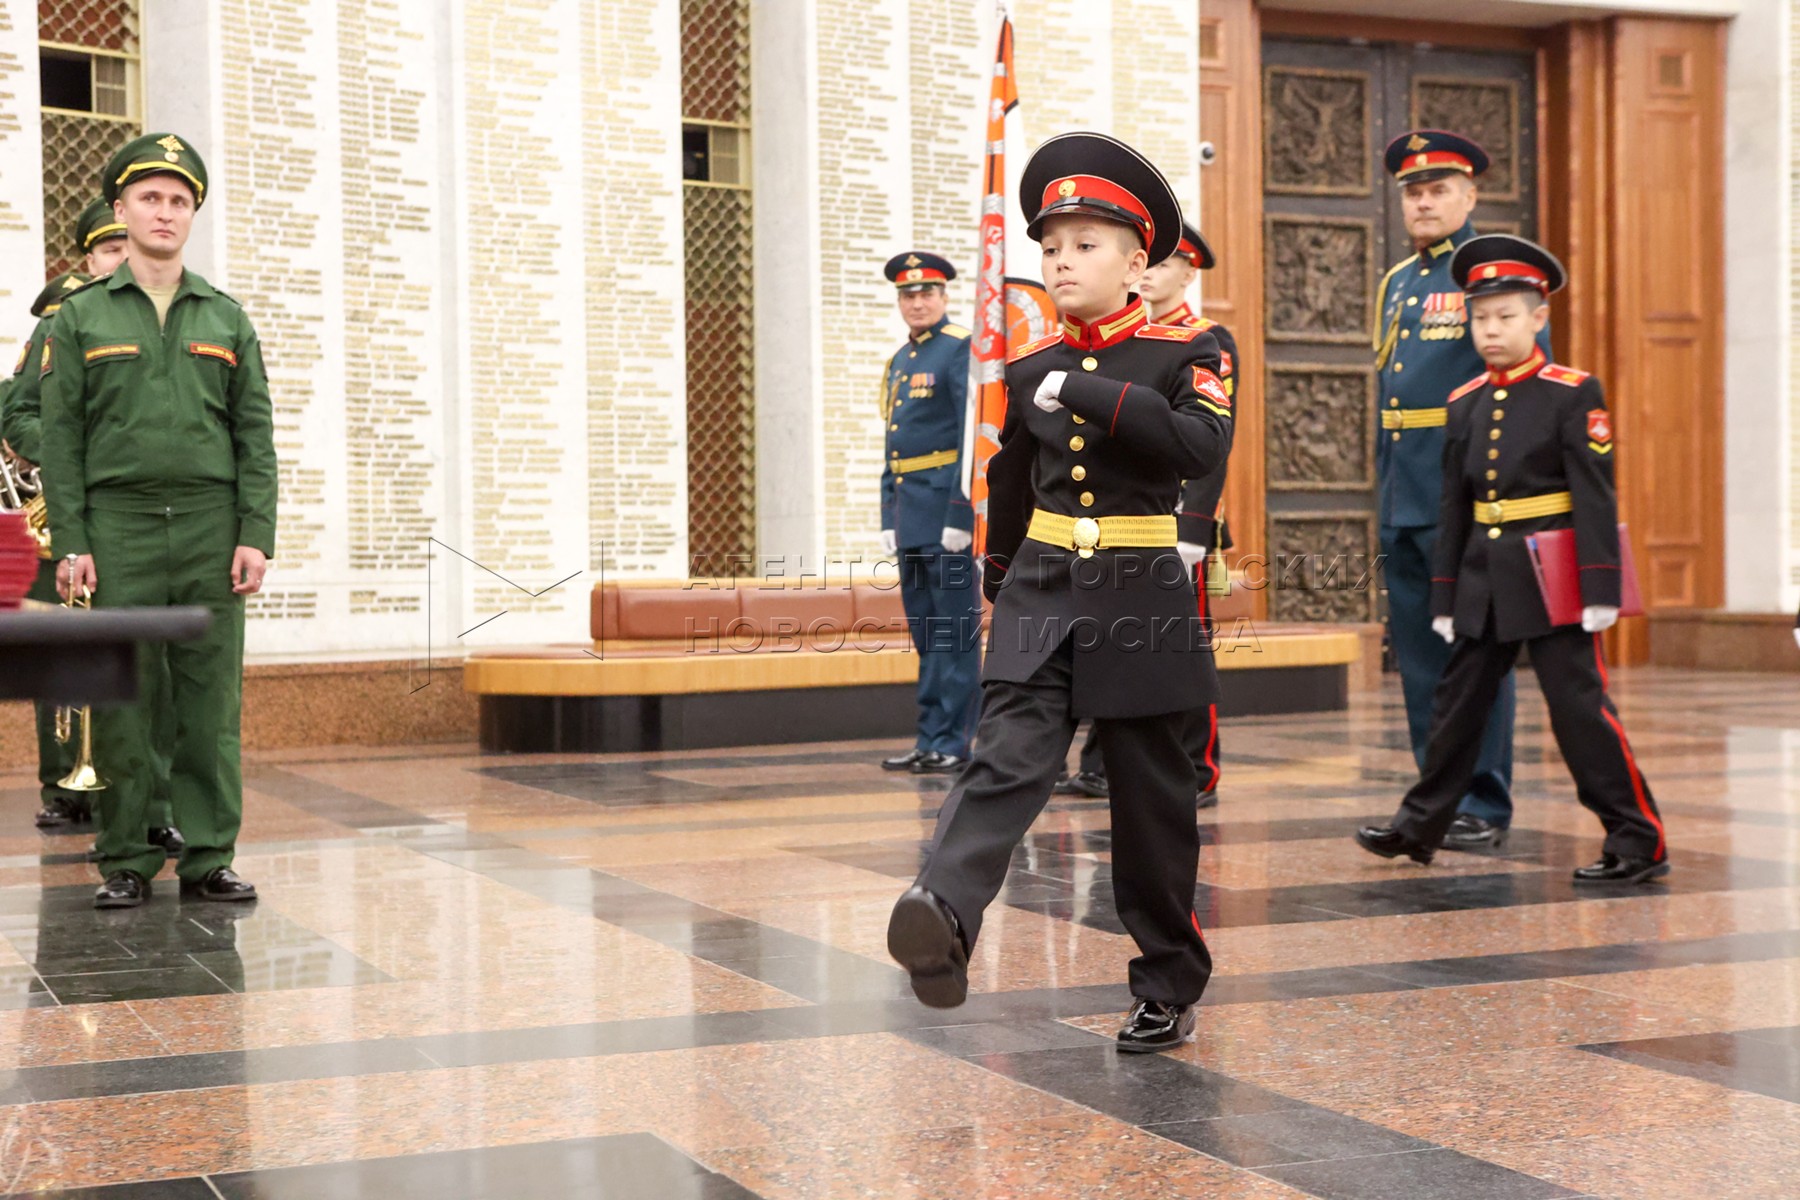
[904, 254, 920, 267]
[1407, 134, 1429, 151]
[1056, 179, 1077, 198]
[1483, 266, 1498, 279]
[904, 268, 923, 282]
[156, 135, 185, 163]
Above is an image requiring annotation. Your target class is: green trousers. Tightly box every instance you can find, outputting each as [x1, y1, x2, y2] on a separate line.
[29, 558, 175, 825]
[88, 506, 244, 881]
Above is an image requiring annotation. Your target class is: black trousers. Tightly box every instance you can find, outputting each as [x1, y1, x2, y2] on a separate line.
[1393, 623, 1665, 861]
[1075, 706, 1220, 791]
[917, 640, 1213, 1005]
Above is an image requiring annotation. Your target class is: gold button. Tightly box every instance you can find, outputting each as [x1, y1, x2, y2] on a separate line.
[1489, 429, 1501, 441]
[896, 400, 903, 408]
[1493, 409, 1505, 421]
[1487, 448, 1499, 460]
[1081, 356, 1098, 371]
[1487, 490, 1498, 500]
[1072, 415, 1085, 425]
[1071, 465, 1086, 481]
[1494, 389, 1508, 400]
[1079, 491, 1094, 507]
[1069, 436, 1085, 451]
[889, 424, 898, 431]
[1388, 398, 1399, 408]
[909, 351, 917, 359]
[1419, 269, 1429, 277]
[1401, 330, 1410, 339]
[1488, 527, 1502, 540]
[1391, 431, 1401, 442]
[1485, 470, 1497, 481]
[1407, 296, 1418, 306]
[1394, 363, 1404, 372]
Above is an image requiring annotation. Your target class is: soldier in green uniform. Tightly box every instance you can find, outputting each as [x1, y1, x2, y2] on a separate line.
[40, 133, 277, 908]
[5, 201, 182, 849]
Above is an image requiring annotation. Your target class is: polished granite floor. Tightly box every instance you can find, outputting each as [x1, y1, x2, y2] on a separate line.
[1, 665, 1798, 1198]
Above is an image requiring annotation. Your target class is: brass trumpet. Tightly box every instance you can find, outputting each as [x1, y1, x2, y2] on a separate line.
[53, 555, 106, 794]
[0, 447, 51, 560]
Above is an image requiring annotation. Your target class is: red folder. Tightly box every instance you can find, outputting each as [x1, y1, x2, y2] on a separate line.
[1525, 524, 1643, 626]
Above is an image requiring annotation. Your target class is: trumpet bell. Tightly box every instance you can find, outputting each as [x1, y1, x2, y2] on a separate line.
[57, 760, 106, 792]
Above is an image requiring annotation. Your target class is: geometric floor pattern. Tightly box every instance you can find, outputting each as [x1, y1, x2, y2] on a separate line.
[1, 665, 1798, 1197]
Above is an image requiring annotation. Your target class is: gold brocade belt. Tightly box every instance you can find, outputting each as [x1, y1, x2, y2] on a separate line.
[889, 448, 957, 474]
[1026, 509, 1178, 560]
[1473, 491, 1573, 524]
[1380, 407, 1448, 430]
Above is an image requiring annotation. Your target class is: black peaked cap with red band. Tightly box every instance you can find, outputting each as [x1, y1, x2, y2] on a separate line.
[1451, 234, 1566, 300]
[883, 251, 956, 292]
[1173, 219, 1215, 270]
[1383, 129, 1490, 185]
[1020, 132, 1182, 266]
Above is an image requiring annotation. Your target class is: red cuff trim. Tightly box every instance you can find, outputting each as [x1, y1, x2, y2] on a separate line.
[1110, 384, 1129, 435]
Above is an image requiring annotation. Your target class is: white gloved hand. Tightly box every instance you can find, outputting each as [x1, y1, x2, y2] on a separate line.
[1177, 541, 1206, 571]
[940, 526, 973, 554]
[880, 529, 897, 557]
[1793, 627, 1800, 651]
[1581, 605, 1619, 633]
[1033, 369, 1068, 413]
[1432, 615, 1456, 644]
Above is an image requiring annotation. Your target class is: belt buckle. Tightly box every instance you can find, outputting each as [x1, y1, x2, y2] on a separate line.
[1484, 501, 1505, 524]
[1072, 516, 1100, 559]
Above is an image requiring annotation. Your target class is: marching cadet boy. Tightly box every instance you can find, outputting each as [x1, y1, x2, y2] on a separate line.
[40, 133, 277, 908]
[875, 252, 981, 775]
[1355, 234, 1669, 884]
[1056, 219, 1234, 806]
[888, 132, 1234, 1052]
[5, 200, 181, 851]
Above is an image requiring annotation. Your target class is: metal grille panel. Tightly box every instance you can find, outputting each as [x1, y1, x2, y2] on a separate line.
[39, 111, 137, 275]
[39, 0, 138, 53]
[684, 185, 756, 568]
[680, 0, 750, 124]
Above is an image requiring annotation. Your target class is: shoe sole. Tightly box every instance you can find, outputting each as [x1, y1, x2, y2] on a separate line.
[1442, 831, 1508, 852]
[887, 893, 967, 1009]
[1116, 1029, 1197, 1054]
[180, 889, 258, 902]
[1572, 861, 1670, 886]
[94, 894, 146, 909]
[1353, 831, 1434, 866]
[1196, 791, 1219, 810]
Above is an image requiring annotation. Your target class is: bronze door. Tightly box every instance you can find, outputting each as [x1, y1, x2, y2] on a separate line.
[1259, 37, 1538, 621]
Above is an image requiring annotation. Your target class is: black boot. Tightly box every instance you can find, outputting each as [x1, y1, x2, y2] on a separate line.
[148, 826, 186, 857]
[1443, 814, 1508, 850]
[887, 886, 968, 1008]
[94, 870, 150, 909]
[1573, 854, 1670, 885]
[1354, 825, 1435, 865]
[1117, 998, 1197, 1053]
[180, 867, 258, 902]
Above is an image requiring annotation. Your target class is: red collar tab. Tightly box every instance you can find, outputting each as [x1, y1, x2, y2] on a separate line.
[1041, 174, 1154, 247]
[1155, 301, 1195, 326]
[1061, 298, 1149, 350]
[1471, 259, 1549, 293]
[1489, 347, 1547, 385]
[1395, 150, 1474, 180]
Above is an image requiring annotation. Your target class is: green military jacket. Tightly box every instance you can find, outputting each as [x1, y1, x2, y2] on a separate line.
[39, 262, 278, 558]
[2, 316, 56, 464]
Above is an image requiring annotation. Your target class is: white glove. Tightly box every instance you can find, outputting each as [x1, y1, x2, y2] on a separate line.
[1033, 370, 1068, 413]
[1177, 542, 1206, 571]
[1432, 615, 1455, 644]
[940, 526, 973, 554]
[880, 529, 897, 556]
[1793, 627, 1800, 651]
[1581, 605, 1619, 633]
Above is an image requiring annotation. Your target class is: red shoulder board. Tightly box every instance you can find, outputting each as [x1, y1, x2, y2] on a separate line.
[1135, 323, 1201, 343]
[1187, 316, 1217, 331]
[1538, 364, 1591, 387]
[1007, 333, 1061, 363]
[1447, 374, 1487, 403]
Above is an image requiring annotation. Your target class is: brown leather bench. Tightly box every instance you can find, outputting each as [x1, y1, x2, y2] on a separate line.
[463, 575, 1365, 752]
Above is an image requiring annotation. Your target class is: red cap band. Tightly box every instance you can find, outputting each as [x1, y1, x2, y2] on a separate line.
[895, 267, 947, 286]
[1395, 150, 1474, 179]
[1040, 174, 1154, 246]
[1472, 259, 1549, 291]
[1175, 236, 1203, 267]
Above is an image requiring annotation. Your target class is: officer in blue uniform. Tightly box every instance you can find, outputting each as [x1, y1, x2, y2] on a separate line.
[878, 252, 981, 775]
[1374, 130, 1546, 850]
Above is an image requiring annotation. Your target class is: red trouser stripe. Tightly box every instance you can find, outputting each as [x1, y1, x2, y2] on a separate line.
[1190, 909, 1207, 943]
[1202, 703, 1220, 791]
[1593, 634, 1665, 859]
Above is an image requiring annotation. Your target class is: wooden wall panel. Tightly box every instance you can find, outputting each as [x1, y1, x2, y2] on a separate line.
[1201, 0, 1267, 618]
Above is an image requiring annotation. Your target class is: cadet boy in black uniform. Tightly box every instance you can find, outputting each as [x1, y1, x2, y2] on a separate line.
[1355, 235, 1669, 883]
[887, 133, 1234, 1052]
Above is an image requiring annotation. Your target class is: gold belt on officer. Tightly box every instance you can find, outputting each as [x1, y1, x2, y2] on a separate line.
[889, 448, 958, 474]
[1026, 509, 1178, 560]
[1381, 407, 1448, 430]
[1473, 491, 1573, 525]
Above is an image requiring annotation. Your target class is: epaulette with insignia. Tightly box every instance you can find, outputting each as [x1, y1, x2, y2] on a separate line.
[941, 323, 971, 339]
[1134, 323, 1200, 343]
[1447, 374, 1487, 403]
[1538, 364, 1591, 387]
[1007, 333, 1061, 363]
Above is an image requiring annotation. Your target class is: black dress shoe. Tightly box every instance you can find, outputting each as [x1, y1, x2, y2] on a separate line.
[1052, 770, 1109, 797]
[1354, 825, 1435, 865]
[148, 827, 186, 857]
[1196, 789, 1219, 810]
[1573, 854, 1670, 885]
[882, 749, 929, 771]
[34, 793, 92, 829]
[887, 886, 969, 1008]
[94, 870, 150, 909]
[180, 867, 258, 902]
[1442, 814, 1508, 851]
[1116, 997, 1197, 1053]
[910, 752, 965, 775]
